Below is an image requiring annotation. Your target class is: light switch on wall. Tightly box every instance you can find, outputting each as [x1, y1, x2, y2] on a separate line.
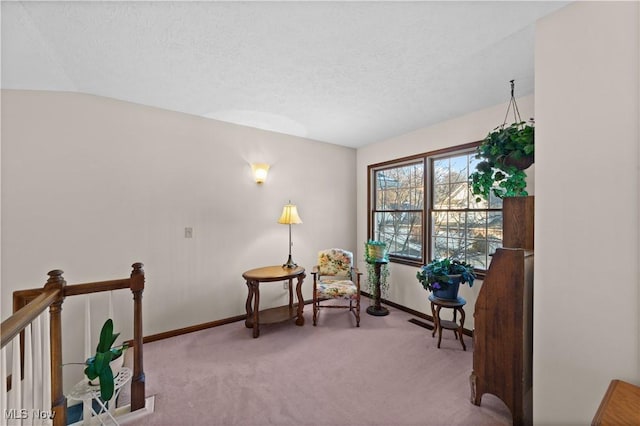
[185, 227, 193, 238]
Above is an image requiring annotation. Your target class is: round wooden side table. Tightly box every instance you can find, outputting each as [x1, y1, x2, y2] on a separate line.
[242, 265, 306, 338]
[428, 295, 466, 351]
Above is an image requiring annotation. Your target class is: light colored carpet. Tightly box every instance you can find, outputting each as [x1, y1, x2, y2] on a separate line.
[125, 299, 511, 425]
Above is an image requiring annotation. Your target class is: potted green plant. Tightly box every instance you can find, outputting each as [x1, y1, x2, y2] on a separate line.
[416, 258, 476, 300]
[84, 318, 128, 401]
[365, 239, 388, 263]
[469, 80, 534, 202]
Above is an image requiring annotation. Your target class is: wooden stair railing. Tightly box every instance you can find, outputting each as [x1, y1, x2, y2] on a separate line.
[2, 263, 145, 426]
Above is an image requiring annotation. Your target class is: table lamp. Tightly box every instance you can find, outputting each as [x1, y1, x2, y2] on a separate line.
[278, 201, 303, 268]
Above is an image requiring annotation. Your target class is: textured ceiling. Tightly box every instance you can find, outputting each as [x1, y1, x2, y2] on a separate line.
[1, 1, 568, 148]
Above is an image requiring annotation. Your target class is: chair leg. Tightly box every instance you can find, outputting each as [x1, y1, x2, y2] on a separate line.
[350, 299, 360, 327]
[313, 298, 318, 326]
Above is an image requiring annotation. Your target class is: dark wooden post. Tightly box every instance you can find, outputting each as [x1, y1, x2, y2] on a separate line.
[130, 262, 146, 411]
[45, 270, 66, 426]
[503, 196, 534, 250]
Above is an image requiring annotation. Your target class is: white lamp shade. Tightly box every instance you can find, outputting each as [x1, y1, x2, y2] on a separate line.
[278, 203, 303, 225]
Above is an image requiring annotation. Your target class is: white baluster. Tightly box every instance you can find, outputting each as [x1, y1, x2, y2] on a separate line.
[107, 291, 116, 415]
[33, 314, 50, 426]
[41, 313, 51, 424]
[108, 291, 114, 321]
[23, 325, 33, 426]
[84, 296, 91, 360]
[10, 335, 22, 426]
[83, 296, 92, 423]
[1, 347, 7, 425]
[32, 317, 42, 415]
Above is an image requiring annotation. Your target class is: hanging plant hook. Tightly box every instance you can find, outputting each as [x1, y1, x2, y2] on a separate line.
[502, 79, 523, 128]
[469, 79, 535, 202]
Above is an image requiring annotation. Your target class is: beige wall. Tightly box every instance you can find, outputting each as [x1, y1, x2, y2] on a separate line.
[535, 1, 639, 423]
[356, 95, 535, 329]
[1, 89, 357, 390]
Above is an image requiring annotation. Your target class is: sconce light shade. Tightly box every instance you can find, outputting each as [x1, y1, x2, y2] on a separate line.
[251, 163, 270, 184]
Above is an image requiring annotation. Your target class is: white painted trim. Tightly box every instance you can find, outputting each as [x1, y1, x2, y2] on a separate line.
[67, 395, 156, 426]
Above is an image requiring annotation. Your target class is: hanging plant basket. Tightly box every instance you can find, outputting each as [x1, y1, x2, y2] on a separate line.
[504, 150, 534, 171]
[470, 80, 535, 202]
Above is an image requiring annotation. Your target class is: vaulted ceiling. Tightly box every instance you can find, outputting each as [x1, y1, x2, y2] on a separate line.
[1, 1, 568, 147]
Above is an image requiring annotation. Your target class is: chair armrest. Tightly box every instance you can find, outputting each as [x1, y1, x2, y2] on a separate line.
[311, 265, 319, 277]
[351, 267, 362, 291]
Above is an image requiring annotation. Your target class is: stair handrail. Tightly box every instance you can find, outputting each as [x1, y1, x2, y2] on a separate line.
[2, 263, 145, 426]
[1, 289, 60, 348]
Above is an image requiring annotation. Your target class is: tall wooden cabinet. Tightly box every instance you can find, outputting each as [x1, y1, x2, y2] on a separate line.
[470, 196, 534, 425]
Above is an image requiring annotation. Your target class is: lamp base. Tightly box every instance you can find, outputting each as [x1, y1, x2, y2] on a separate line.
[282, 255, 297, 269]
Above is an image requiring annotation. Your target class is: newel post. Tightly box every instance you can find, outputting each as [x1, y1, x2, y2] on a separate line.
[45, 270, 66, 426]
[130, 262, 146, 411]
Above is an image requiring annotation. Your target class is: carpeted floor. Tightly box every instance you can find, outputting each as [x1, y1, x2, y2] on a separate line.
[124, 299, 511, 425]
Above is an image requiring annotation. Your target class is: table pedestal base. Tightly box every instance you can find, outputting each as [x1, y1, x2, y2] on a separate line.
[366, 305, 389, 316]
[366, 260, 389, 317]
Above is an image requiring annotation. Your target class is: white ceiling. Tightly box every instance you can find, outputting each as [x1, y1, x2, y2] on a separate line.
[1, 1, 568, 148]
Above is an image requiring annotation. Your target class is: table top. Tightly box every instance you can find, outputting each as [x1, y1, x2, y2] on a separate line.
[67, 367, 132, 401]
[428, 295, 466, 307]
[242, 265, 305, 282]
[592, 379, 640, 425]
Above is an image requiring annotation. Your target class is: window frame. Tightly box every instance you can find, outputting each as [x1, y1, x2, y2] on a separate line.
[370, 158, 426, 266]
[368, 141, 495, 275]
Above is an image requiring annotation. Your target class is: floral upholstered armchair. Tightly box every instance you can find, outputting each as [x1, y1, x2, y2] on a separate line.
[311, 248, 362, 327]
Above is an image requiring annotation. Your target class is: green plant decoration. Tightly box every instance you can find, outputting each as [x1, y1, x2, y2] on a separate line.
[364, 240, 390, 299]
[84, 319, 128, 401]
[365, 262, 390, 298]
[469, 80, 534, 202]
[416, 258, 476, 293]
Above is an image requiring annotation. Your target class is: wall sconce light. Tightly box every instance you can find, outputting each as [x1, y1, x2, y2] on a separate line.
[251, 163, 270, 184]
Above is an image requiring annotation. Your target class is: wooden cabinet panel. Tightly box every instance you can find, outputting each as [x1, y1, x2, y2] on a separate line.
[470, 196, 534, 425]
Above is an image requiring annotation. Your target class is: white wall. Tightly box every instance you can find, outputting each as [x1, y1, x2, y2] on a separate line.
[356, 95, 534, 329]
[535, 2, 639, 424]
[1, 89, 357, 390]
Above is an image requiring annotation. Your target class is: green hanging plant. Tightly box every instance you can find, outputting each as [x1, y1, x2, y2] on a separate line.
[365, 262, 390, 298]
[469, 80, 534, 202]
